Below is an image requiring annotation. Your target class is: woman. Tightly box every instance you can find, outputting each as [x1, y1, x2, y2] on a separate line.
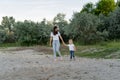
[50, 26, 65, 61]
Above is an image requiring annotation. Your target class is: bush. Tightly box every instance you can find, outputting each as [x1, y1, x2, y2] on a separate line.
[14, 20, 52, 45]
[0, 30, 6, 43]
[65, 12, 103, 44]
[107, 7, 120, 39]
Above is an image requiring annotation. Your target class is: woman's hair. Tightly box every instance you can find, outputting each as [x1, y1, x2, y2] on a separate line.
[53, 26, 58, 35]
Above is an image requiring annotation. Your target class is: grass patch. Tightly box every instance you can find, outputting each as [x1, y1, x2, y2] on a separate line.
[61, 41, 120, 59]
[0, 42, 21, 48]
[76, 48, 119, 58]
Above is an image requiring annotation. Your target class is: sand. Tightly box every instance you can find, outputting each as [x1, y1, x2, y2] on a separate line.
[0, 48, 120, 80]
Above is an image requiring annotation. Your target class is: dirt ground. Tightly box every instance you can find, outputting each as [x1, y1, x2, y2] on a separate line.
[0, 47, 120, 80]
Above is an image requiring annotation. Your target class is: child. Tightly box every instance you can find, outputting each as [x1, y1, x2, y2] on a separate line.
[64, 39, 76, 61]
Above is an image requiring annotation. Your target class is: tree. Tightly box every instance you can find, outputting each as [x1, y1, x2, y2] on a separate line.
[53, 13, 66, 23]
[37, 19, 52, 44]
[1, 16, 15, 43]
[95, 0, 116, 16]
[1, 16, 15, 32]
[53, 13, 68, 42]
[14, 19, 52, 45]
[0, 29, 6, 43]
[14, 20, 37, 45]
[116, 0, 120, 7]
[97, 14, 109, 41]
[81, 2, 95, 14]
[65, 12, 102, 44]
[107, 7, 120, 39]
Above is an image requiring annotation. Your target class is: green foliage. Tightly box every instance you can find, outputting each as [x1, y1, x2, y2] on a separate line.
[0, 0, 119, 46]
[53, 13, 66, 23]
[1, 16, 15, 32]
[116, 0, 120, 7]
[107, 7, 120, 39]
[65, 12, 102, 44]
[53, 13, 69, 42]
[81, 0, 116, 16]
[76, 48, 118, 58]
[61, 41, 120, 59]
[14, 19, 52, 45]
[0, 42, 21, 47]
[0, 16, 16, 43]
[81, 2, 95, 14]
[0, 30, 6, 43]
[95, 0, 116, 16]
[97, 14, 109, 41]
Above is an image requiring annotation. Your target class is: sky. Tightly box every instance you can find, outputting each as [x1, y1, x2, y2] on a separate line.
[0, 0, 100, 22]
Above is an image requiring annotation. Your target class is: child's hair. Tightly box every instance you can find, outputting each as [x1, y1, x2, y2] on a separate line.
[69, 39, 73, 43]
[69, 39, 73, 41]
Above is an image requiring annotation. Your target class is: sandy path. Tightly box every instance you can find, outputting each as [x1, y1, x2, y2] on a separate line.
[0, 49, 120, 80]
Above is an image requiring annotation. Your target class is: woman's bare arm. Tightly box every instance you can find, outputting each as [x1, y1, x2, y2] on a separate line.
[59, 35, 65, 45]
[50, 37, 53, 46]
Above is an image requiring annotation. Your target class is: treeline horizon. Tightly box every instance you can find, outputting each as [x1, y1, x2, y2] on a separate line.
[0, 0, 120, 45]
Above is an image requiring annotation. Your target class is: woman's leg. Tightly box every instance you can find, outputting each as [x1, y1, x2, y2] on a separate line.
[56, 40, 62, 57]
[53, 41, 57, 59]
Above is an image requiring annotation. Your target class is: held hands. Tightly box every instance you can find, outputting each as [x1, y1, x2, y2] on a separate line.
[62, 42, 67, 46]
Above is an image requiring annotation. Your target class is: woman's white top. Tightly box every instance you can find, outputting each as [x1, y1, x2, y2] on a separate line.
[68, 44, 75, 51]
[50, 32, 60, 40]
